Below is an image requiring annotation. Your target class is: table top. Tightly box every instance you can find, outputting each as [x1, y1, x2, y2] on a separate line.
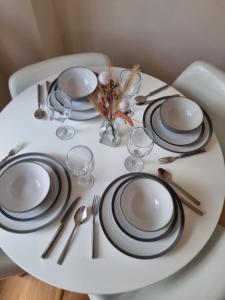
[0, 68, 224, 295]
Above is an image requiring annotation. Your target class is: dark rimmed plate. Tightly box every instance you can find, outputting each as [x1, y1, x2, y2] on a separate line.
[151, 104, 204, 146]
[0, 153, 71, 233]
[143, 99, 213, 153]
[0, 161, 61, 221]
[48, 79, 100, 120]
[99, 172, 185, 259]
[112, 174, 178, 242]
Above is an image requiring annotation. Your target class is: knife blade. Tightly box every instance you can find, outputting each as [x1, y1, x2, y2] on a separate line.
[41, 196, 81, 259]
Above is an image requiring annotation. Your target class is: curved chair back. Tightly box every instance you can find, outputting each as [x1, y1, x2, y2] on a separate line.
[173, 61, 225, 158]
[8, 52, 109, 98]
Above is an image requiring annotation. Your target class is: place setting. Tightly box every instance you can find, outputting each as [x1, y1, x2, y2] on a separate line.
[99, 172, 184, 259]
[143, 95, 213, 154]
[0, 152, 71, 233]
[47, 67, 100, 122]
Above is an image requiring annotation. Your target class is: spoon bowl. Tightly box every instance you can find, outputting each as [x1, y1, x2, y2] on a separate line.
[34, 109, 45, 119]
[158, 168, 172, 182]
[135, 84, 169, 103]
[75, 205, 88, 225]
[34, 84, 45, 119]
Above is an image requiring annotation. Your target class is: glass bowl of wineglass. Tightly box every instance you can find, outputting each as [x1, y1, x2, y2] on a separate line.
[119, 69, 141, 115]
[124, 127, 154, 172]
[46, 90, 75, 140]
[66, 145, 95, 188]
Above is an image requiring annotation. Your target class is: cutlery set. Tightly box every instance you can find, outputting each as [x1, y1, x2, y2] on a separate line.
[41, 195, 100, 265]
[158, 168, 204, 216]
[41, 196, 81, 259]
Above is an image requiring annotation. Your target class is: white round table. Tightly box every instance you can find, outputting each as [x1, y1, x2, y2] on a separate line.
[0, 68, 224, 296]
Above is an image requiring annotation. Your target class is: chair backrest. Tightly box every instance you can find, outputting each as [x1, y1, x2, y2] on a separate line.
[8, 52, 109, 98]
[173, 61, 225, 158]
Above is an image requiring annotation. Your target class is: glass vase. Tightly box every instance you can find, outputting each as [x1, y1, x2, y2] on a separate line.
[99, 119, 120, 147]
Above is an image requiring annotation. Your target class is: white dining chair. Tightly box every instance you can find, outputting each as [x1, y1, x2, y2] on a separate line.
[0, 248, 24, 278]
[8, 52, 109, 98]
[173, 60, 225, 159]
[89, 225, 225, 300]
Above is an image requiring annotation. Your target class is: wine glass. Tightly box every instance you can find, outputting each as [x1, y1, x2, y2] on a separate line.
[119, 69, 141, 115]
[124, 127, 154, 172]
[46, 90, 75, 140]
[66, 145, 95, 188]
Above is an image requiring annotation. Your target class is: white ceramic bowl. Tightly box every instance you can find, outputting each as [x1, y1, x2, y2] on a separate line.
[160, 97, 203, 132]
[0, 162, 50, 212]
[120, 178, 174, 232]
[57, 67, 97, 99]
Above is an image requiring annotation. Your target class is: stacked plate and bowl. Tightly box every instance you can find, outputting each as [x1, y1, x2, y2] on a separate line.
[48, 67, 100, 121]
[99, 172, 185, 259]
[143, 96, 213, 152]
[0, 153, 71, 233]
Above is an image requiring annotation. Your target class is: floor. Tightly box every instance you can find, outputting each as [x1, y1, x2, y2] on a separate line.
[0, 206, 224, 300]
[0, 275, 89, 300]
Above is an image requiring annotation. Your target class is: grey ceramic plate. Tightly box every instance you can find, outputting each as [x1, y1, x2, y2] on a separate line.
[112, 174, 178, 242]
[0, 153, 71, 233]
[49, 79, 100, 120]
[143, 99, 213, 153]
[0, 161, 61, 221]
[99, 172, 184, 259]
[151, 104, 204, 146]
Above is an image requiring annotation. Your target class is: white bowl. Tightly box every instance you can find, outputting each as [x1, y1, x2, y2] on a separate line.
[160, 97, 203, 132]
[57, 67, 97, 99]
[0, 162, 50, 212]
[120, 178, 174, 232]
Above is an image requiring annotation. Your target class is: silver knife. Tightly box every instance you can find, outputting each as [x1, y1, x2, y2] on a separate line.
[41, 196, 81, 259]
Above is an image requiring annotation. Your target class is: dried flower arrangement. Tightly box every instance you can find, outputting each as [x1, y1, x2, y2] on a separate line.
[88, 64, 141, 127]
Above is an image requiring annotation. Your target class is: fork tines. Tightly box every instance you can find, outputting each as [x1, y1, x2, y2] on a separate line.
[91, 195, 100, 216]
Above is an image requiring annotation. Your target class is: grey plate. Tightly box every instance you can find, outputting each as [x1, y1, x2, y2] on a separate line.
[49, 79, 100, 120]
[70, 108, 100, 121]
[112, 175, 178, 242]
[99, 172, 184, 259]
[0, 153, 71, 233]
[0, 161, 61, 221]
[143, 99, 213, 153]
[151, 104, 204, 146]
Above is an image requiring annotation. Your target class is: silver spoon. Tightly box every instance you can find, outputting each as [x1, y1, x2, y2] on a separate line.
[158, 168, 201, 206]
[57, 206, 88, 265]
[136, 94, 181, 105]
[158, 168, 204, 216]
[135, 84, 169, 103]
[34, 84, 45, 119]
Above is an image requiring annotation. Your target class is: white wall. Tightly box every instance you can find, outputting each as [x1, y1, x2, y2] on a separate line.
[1, 0, 225, 108]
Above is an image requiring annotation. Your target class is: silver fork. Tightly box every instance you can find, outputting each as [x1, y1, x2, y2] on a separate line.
[159, 149, 206, 164]
[0, 143, 24, 165]
[91, 195, 100, 259]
